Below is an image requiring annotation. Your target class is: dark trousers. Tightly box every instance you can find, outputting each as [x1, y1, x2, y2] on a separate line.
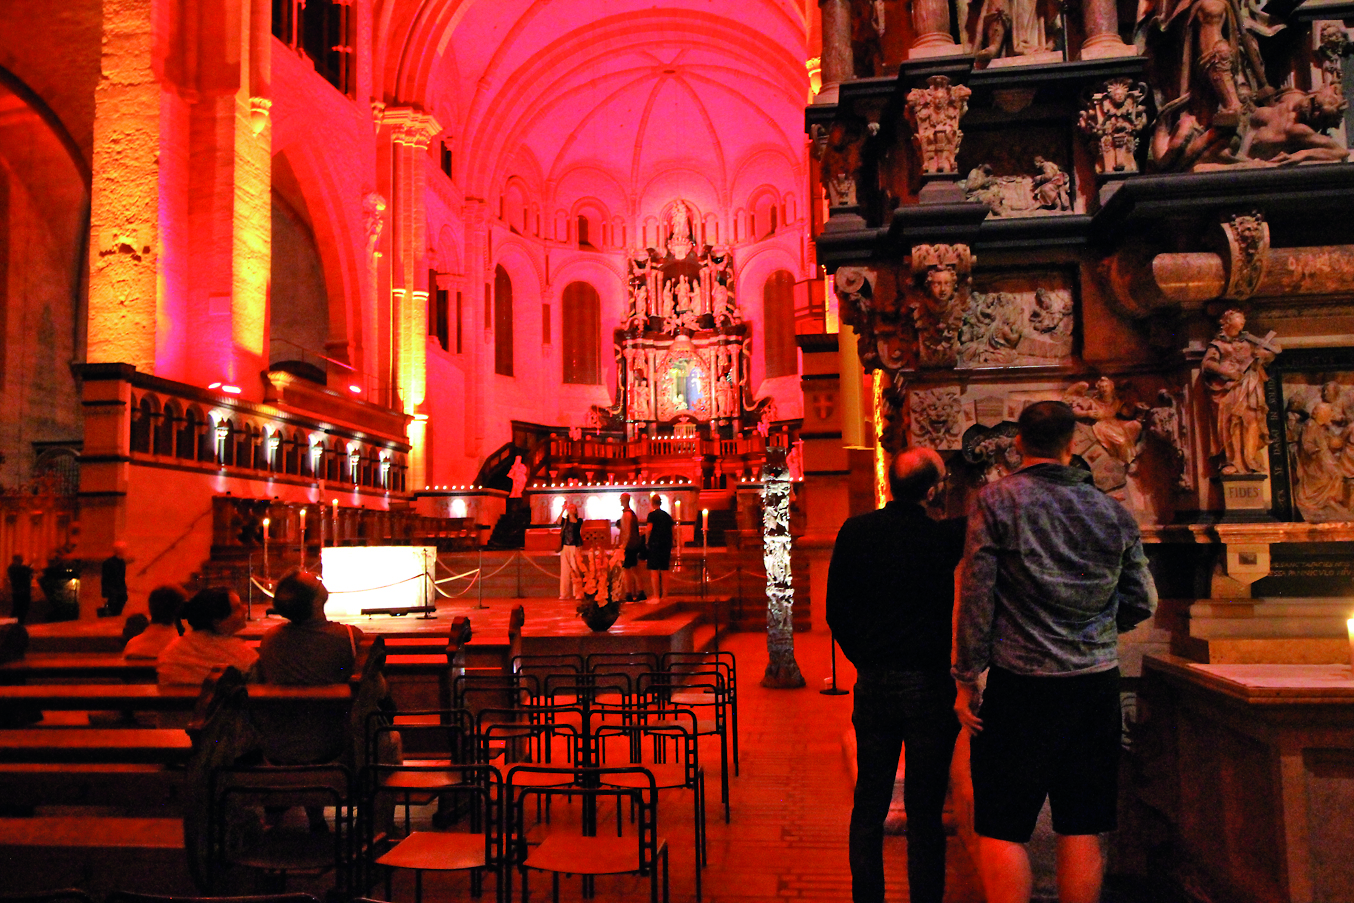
[849, 669, 959, 903]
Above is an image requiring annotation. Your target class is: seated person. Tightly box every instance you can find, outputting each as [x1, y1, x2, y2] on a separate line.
[157, 587, 256, 686]
[255, 569, 366, 833]
[254, 569, 364, 766]
[123, 585, 187, 659]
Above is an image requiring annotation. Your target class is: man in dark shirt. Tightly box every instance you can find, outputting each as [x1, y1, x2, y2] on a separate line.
[826, 448, 966, 903]
[645, 494, 674, 601]
[7, 556, 32, 625]
[98, 543, 129, 617]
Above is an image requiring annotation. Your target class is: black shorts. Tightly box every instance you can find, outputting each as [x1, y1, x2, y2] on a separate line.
[646, 546, 671, 571]
[970, 665, 1122, 843]
[623, 546, 646, 569]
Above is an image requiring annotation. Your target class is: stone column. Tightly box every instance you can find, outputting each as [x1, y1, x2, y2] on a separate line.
[1079, 0, 1137, 59]
[384, 108, 442, 492]
[910, 0, 961, 59]
[818, 0, 854, 103]
[87, 0, 167, 373]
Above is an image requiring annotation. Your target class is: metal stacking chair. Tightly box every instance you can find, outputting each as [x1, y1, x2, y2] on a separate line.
[511, 654, 584, 685]
[585, 651, 660, 683]
[505, 764, 669, 903]
[208, 763, 354, 896]
[453, 672, 541, 715]
[590, 703, 705, 900]
[543, 670, 632, 713]
[661, 651, 739, 775]
[364, 762, 503, 903]
[366, 709, 474, 836]
[638, 668, 732, 822]
[475, 704, 587, 791]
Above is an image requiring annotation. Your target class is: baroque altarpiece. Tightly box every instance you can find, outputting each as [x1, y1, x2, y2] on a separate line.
[613, 201, 758, 436]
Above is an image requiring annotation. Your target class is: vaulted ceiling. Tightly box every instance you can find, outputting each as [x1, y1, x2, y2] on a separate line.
[377, 0, 811, 218]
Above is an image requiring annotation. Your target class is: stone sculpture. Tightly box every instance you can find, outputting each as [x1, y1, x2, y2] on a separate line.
[962, 421, 1023, 483]
[819, 117, 869, 207]
[961, 157, 1073, 215]
[1064, 377, 1148, 479]
[910, 244, 973, 367]
[1201, 308, 1281, 475]
[1078, 79, 1150, 173]
[1317, 23, 1353, 88]
[962, 0, 1062, 63]
[956, 278, 1075, 368]
[905, 76, 971, 175]
[909, 387, 967, 449]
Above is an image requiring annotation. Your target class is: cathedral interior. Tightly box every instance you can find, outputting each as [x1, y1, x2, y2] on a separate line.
[3, 0, 1354, 900]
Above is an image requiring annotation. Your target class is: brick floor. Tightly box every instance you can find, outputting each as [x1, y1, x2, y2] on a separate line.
[381, 624, 985, 903]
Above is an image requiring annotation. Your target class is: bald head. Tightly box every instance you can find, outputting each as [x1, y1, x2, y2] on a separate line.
[888, 447, 945, 505]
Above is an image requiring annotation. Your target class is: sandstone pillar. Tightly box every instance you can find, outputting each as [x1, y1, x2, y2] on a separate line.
[87, 0, 166, 373]
[384, 108, 442, 491]
[1079, 0, 1137, 59]
[910, 0, 961, 59]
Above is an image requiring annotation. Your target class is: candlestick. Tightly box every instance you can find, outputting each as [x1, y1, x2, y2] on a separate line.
[262, 516, 270, 577]
[299, 508, 307, 565]
[1348, 618, 1354, 670]
[332, 499, 339, 545]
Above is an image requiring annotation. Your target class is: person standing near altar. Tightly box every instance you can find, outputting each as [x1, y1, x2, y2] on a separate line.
[645, 494, 674, 601]
[559, 502, 584, 600]
[616, 493, 646, 601]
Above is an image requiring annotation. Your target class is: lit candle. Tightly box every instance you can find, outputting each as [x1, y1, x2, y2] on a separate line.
[1348, 618, 1354, 669]
[299, 508, 307, 562]
[675, 499, 682, 524]
[702, 508, 709, 537]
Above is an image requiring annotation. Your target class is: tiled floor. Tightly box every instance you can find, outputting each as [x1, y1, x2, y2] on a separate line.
[377, 623, 985, 903]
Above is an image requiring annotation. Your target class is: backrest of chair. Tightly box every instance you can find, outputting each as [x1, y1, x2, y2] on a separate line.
[505, 765, 659, 871]
[638, 668, 726, 701]
[585, 651, 659, 676]
[543, 670, 631, 707]
[453, 671, 539, 713]
[475, 704, 583, 764]
[369, 707, 472, 764]
[108, 894, 320, 903]
[511, 653, 583, 683]
[661, 651, 735, 688]
[365, 761, 500, 844]
[587, 704, 699, 779]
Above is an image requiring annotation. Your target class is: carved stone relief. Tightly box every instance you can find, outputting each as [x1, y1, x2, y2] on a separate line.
[1065, 377, 1148, 491]
[818, 117, 869, 208]
[957, 275, 1074, 368]
[1201, 308, 1281, 475]
[961, 421, 1023, 483]
[1221, 211, 1269, 301]
[908, 387, 973, 450]
[962, 157, 1072, 215]
[1282, 376, 1354, 522]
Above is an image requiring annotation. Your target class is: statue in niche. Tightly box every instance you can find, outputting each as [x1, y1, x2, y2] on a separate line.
[676, 277, 693, 313]
[667, 201, 695, 258]
[910, 244, 973, 367]
[631, 369, 653, 421]
[1317, 24, 1354, 88]
[1064, 377, 1148, 474]
[363, 192, 387, 258]
[661, 280, 676, 320]
[906, 77, 971, 175]
[909, 387, 967, 450]
[820, 118, 869, 206]
[850, 0, 888, 77]
[1201, 308, 1281, 475]
[1283, 381, 1354, 521]
[1079, 79, 1150, 174]
[508, 457, 528, 498]
[714, 347, 738, 418]
[1145, 389, 1194, 491]
[963, 0, 1061, 63]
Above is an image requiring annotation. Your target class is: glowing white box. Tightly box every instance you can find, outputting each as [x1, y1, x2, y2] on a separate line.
[320, 546, 436, 617]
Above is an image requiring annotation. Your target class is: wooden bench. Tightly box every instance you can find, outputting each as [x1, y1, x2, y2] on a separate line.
[0, 682, 351, 712]
[0, 653, 158, 684]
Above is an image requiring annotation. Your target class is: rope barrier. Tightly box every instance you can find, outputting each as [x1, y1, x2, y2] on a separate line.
[434, 568, 479, 584]
[518, 552, 559, 578]
[249, 577, 275, 598]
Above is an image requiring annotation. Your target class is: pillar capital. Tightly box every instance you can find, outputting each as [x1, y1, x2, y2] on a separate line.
[384, 108, 442, 150]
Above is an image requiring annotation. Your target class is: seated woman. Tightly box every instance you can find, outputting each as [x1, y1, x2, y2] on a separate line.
[123, 585, 187, 659]
[156, 587, 257, 686]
